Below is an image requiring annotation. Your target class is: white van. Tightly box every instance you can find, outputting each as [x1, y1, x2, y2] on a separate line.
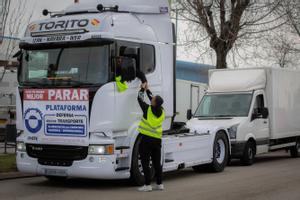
[187, 68, 300, 165]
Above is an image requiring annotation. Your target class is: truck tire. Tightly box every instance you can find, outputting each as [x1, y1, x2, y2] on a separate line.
[45, 176, 67, 182]
[193, 132, 229, 173]
[130, 135, 154, 186]
[290, 140, 300, 158]
[241, 141, 256, 166]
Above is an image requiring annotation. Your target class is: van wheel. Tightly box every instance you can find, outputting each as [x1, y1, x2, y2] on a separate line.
[45, 176, 67, 182]
[241, 141, 256, 166]
[193, 132, 229, 172]
[130, 135, 154, 186]
[290, 140, 300, 158]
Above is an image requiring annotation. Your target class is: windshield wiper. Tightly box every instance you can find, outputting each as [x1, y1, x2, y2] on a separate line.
[50, 79, 96, 87]
[194, 115, 208, 118]
[195, 115, 233, 118]
[212, 115, 233, 118]
[20, 80, 49, 87]
[21, 79, 96, 87]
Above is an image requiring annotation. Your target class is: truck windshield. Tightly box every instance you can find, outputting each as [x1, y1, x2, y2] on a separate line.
[194, 93, 253, 118]
[19, 45, 110, 86]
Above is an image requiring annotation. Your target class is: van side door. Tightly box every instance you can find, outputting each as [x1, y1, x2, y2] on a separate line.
[250, 91, 270, 154]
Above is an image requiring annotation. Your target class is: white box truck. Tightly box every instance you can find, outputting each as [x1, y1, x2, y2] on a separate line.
[188, 68, 300, 165]
[16, 0, 229, 185]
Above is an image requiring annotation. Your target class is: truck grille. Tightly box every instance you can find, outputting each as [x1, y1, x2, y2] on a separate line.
[26, 144, 88, 161]
[38, 158, 73, 167]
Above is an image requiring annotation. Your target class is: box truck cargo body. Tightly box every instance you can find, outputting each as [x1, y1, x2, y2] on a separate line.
[189, 68, 300, 165]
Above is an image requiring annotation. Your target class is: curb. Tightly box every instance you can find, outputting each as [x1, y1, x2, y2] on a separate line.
[0, 172, 37, 181]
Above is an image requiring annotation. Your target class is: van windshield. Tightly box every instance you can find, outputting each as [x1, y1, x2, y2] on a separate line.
[194, 93, 253, 118]
[19, 45, 110, 87]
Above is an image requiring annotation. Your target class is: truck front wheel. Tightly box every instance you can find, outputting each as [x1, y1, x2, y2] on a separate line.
[290, 139, 300, 158]
[130, 135, 154, 186]
[193, 132, 229, 172]
[241, 141, 256, 166]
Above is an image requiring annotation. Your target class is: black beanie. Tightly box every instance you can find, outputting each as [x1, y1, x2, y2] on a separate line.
[155, 95, 164, 108]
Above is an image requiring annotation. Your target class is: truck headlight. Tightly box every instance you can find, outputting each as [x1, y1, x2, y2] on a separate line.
[16, 142, 26, 152]
[88, 144, 114, 155]
[228, 124, 239, 139]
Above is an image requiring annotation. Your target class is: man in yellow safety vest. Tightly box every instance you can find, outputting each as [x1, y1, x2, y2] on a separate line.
[115, 56, 147, 92]
[137, 83, 165, 192]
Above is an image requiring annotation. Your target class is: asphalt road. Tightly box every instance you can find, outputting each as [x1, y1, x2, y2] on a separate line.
[0, 151, 300, 200]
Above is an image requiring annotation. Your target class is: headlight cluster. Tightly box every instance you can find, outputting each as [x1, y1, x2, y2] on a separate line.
[228, 124, 239, 139]
[16, 142, 26, 152]
[88, 144, 114, 155]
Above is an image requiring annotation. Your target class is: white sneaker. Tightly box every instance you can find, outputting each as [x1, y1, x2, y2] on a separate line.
[153, 184, 164, 191]
[138, 185, 152, 192]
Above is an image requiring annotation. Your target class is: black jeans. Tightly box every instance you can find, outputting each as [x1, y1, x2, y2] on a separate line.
[139, 134, 162, 186]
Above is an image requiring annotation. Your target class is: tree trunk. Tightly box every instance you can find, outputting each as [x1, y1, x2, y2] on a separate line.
[215, 48, 228, 69]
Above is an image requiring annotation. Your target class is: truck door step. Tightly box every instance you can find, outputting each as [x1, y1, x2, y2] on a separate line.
[115, 167, 130, 171]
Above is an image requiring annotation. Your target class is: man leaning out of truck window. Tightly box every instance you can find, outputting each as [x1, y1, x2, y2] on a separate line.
[115, 56, 147, 92]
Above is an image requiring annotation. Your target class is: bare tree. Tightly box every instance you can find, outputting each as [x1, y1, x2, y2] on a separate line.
[257, 0, 300, 68]
[265, 33, 299, 68]
[175, 0, 283, 69]
[4, 0, 34, 61]
[0, 0, 34, 82]
[0, 0, 11, 40]
[276, 0, 300, 37]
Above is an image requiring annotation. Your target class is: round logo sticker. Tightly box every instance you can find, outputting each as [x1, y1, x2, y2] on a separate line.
[24, 108, 43, 134]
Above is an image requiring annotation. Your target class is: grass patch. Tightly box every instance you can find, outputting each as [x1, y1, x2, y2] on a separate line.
[0, 154, 17, 173]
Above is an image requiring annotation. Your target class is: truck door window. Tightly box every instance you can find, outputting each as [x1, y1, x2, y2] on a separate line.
[117, 42, 155, 75]
[140, 44, 155, 74]
[253, 94, 265, 116]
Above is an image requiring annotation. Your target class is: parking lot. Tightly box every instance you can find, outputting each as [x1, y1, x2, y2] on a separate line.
[0, 151, 299, 200]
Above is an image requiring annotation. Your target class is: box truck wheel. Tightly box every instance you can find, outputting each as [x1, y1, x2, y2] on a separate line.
[193, 132, 229, 172]
[241, 140, 256, 166]
[290, 140, 300, 158]
[44, 176, 67, 182]
[130, 135, 154, 186]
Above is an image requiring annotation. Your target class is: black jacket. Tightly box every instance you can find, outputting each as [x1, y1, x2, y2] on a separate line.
[137, 88, 163, 119]
[116, 68, 147, 84]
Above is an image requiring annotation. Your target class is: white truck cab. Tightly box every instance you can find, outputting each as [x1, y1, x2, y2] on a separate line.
[188, 68, 300, 165]
[16, 0, 230, 185]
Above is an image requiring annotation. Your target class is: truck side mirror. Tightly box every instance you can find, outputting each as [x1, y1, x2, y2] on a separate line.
[13, 50, 22, 61]
[251, 108, 259, 121]
[187, 109, 192, 120]
[251, 107, 269, 121]
[13, 50, 23, 70]
[251, 113, 257, 121]
[261, 107, 269, 119]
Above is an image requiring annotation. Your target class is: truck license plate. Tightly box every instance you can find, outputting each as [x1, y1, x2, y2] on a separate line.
[44, 169, 67, 176]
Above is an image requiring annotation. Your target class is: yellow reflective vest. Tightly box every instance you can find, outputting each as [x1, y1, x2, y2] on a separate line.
[138, 106, 165, 139]
[115, 76, 128, 92]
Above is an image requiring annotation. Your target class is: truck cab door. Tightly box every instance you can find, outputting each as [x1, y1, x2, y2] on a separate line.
[113, 41, 158, 132]
[250, 92, 270, 154]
